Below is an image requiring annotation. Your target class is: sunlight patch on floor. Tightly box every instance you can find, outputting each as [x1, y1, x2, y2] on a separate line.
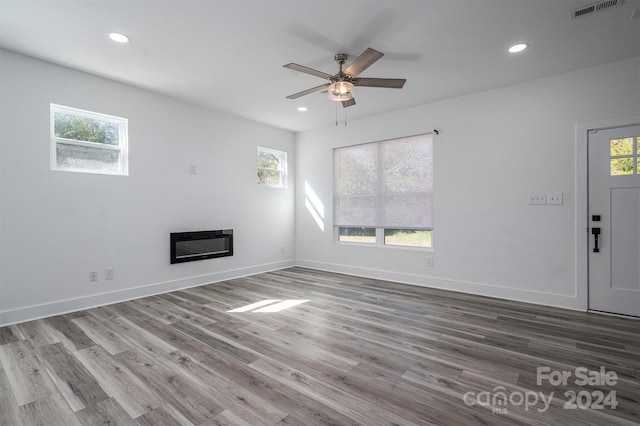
[227, 299, 309, 313]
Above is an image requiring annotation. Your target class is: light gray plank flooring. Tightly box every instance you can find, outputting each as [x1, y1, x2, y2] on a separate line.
[0, 267, 638, 425]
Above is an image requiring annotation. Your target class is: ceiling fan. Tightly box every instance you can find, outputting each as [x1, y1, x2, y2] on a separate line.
[283, 47, 406, 108]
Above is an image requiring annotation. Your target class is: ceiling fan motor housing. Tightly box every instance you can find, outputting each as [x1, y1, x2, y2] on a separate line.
[334, 53, 348, 64]
[333, 53, 353, 83]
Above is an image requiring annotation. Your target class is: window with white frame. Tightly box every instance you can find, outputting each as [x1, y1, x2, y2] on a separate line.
[257, 147, 287, 188]
[50, 104, 128, 175]
[334, 133, 433, 248]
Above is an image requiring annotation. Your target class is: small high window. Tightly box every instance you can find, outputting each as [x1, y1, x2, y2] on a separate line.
[50, 104, 128, 175]
[257, 147, 287, 188]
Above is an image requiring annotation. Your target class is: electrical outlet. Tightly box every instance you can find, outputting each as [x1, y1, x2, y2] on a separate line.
[189, 164, 197, 175]
[105, 267, 114, 280]
[426, 257, 434, 267]
[280, 246, 285, 254]
[548, 192, 563, 205]
[89, 271, 98, 282]
[528, 194, 547, 205]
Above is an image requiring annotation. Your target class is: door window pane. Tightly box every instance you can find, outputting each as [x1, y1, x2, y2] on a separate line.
[610, 138, 633, 156]
[610, 158, 634, 176]
[609, 136, 638, 176]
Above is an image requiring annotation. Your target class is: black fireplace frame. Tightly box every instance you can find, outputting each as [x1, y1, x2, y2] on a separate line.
[170, 229, 233, 264]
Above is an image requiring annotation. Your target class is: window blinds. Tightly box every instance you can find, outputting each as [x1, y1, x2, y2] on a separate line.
[334, 133, 433, 229]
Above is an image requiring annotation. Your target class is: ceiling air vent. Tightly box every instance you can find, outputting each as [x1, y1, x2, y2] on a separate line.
[571, 0, 623, 19]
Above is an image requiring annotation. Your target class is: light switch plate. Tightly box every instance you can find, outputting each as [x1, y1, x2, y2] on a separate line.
[105, 267, 115, 280]
[548, 192, 563, 205]
[528, 194, 547, 205]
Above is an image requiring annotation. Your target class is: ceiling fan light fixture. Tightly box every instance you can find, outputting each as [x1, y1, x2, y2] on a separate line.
[328, 81, 354, 101]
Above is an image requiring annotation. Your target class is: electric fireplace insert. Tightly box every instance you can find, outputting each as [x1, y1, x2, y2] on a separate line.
[170, 229, 233, 264]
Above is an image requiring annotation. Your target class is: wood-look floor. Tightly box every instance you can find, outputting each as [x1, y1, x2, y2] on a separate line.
[0, 267, 638, 425]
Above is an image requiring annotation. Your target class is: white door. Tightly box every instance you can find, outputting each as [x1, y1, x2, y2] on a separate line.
[588, 125, 640, 317]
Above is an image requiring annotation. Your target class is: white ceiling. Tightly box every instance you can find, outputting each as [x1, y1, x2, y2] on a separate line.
[1, 0, 639, 132]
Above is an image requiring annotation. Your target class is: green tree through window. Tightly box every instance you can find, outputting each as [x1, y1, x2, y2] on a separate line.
[257, 147, 287, 187]
[50, 104, 127, 175]
[54, 112, 120, 145]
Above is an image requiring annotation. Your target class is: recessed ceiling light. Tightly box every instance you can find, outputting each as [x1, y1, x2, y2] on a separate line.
[508, 43, 528, 53]
[109, 32, 130, 43]
[297, 106, 308, 112]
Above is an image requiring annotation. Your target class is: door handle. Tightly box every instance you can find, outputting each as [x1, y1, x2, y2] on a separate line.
[591, 227, 601, 253]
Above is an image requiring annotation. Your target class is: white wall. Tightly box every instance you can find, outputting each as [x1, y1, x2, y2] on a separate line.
[0, 49, 295, 326]
[295, 57, 640, 311]
[2, 50, 638, 326]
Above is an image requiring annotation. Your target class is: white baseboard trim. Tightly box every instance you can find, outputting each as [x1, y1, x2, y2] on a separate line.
[295, 259, 584, 312]
[0, 259, 295, 327]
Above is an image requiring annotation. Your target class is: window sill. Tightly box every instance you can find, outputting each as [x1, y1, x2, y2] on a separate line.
[51, 167, 128, 176]
[336, 240, 434, 252]
[258, 184, 287, 189]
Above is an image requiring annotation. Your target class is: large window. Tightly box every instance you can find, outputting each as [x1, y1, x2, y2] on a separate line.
[257, 147, 287, 188]
[50, 104, 128, 175]
[334, 133, 433, 248]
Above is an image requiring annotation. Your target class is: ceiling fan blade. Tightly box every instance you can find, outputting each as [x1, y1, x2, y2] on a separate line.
[286, 83, 331, 99]
[353, 78, 406, 89]
[344, 48, 384, 77]
[342, 98, 356, 108]
[283, 63, 333, 80]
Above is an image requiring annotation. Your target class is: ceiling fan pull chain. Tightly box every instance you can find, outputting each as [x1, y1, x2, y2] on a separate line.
[335, 103, 338, 126]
